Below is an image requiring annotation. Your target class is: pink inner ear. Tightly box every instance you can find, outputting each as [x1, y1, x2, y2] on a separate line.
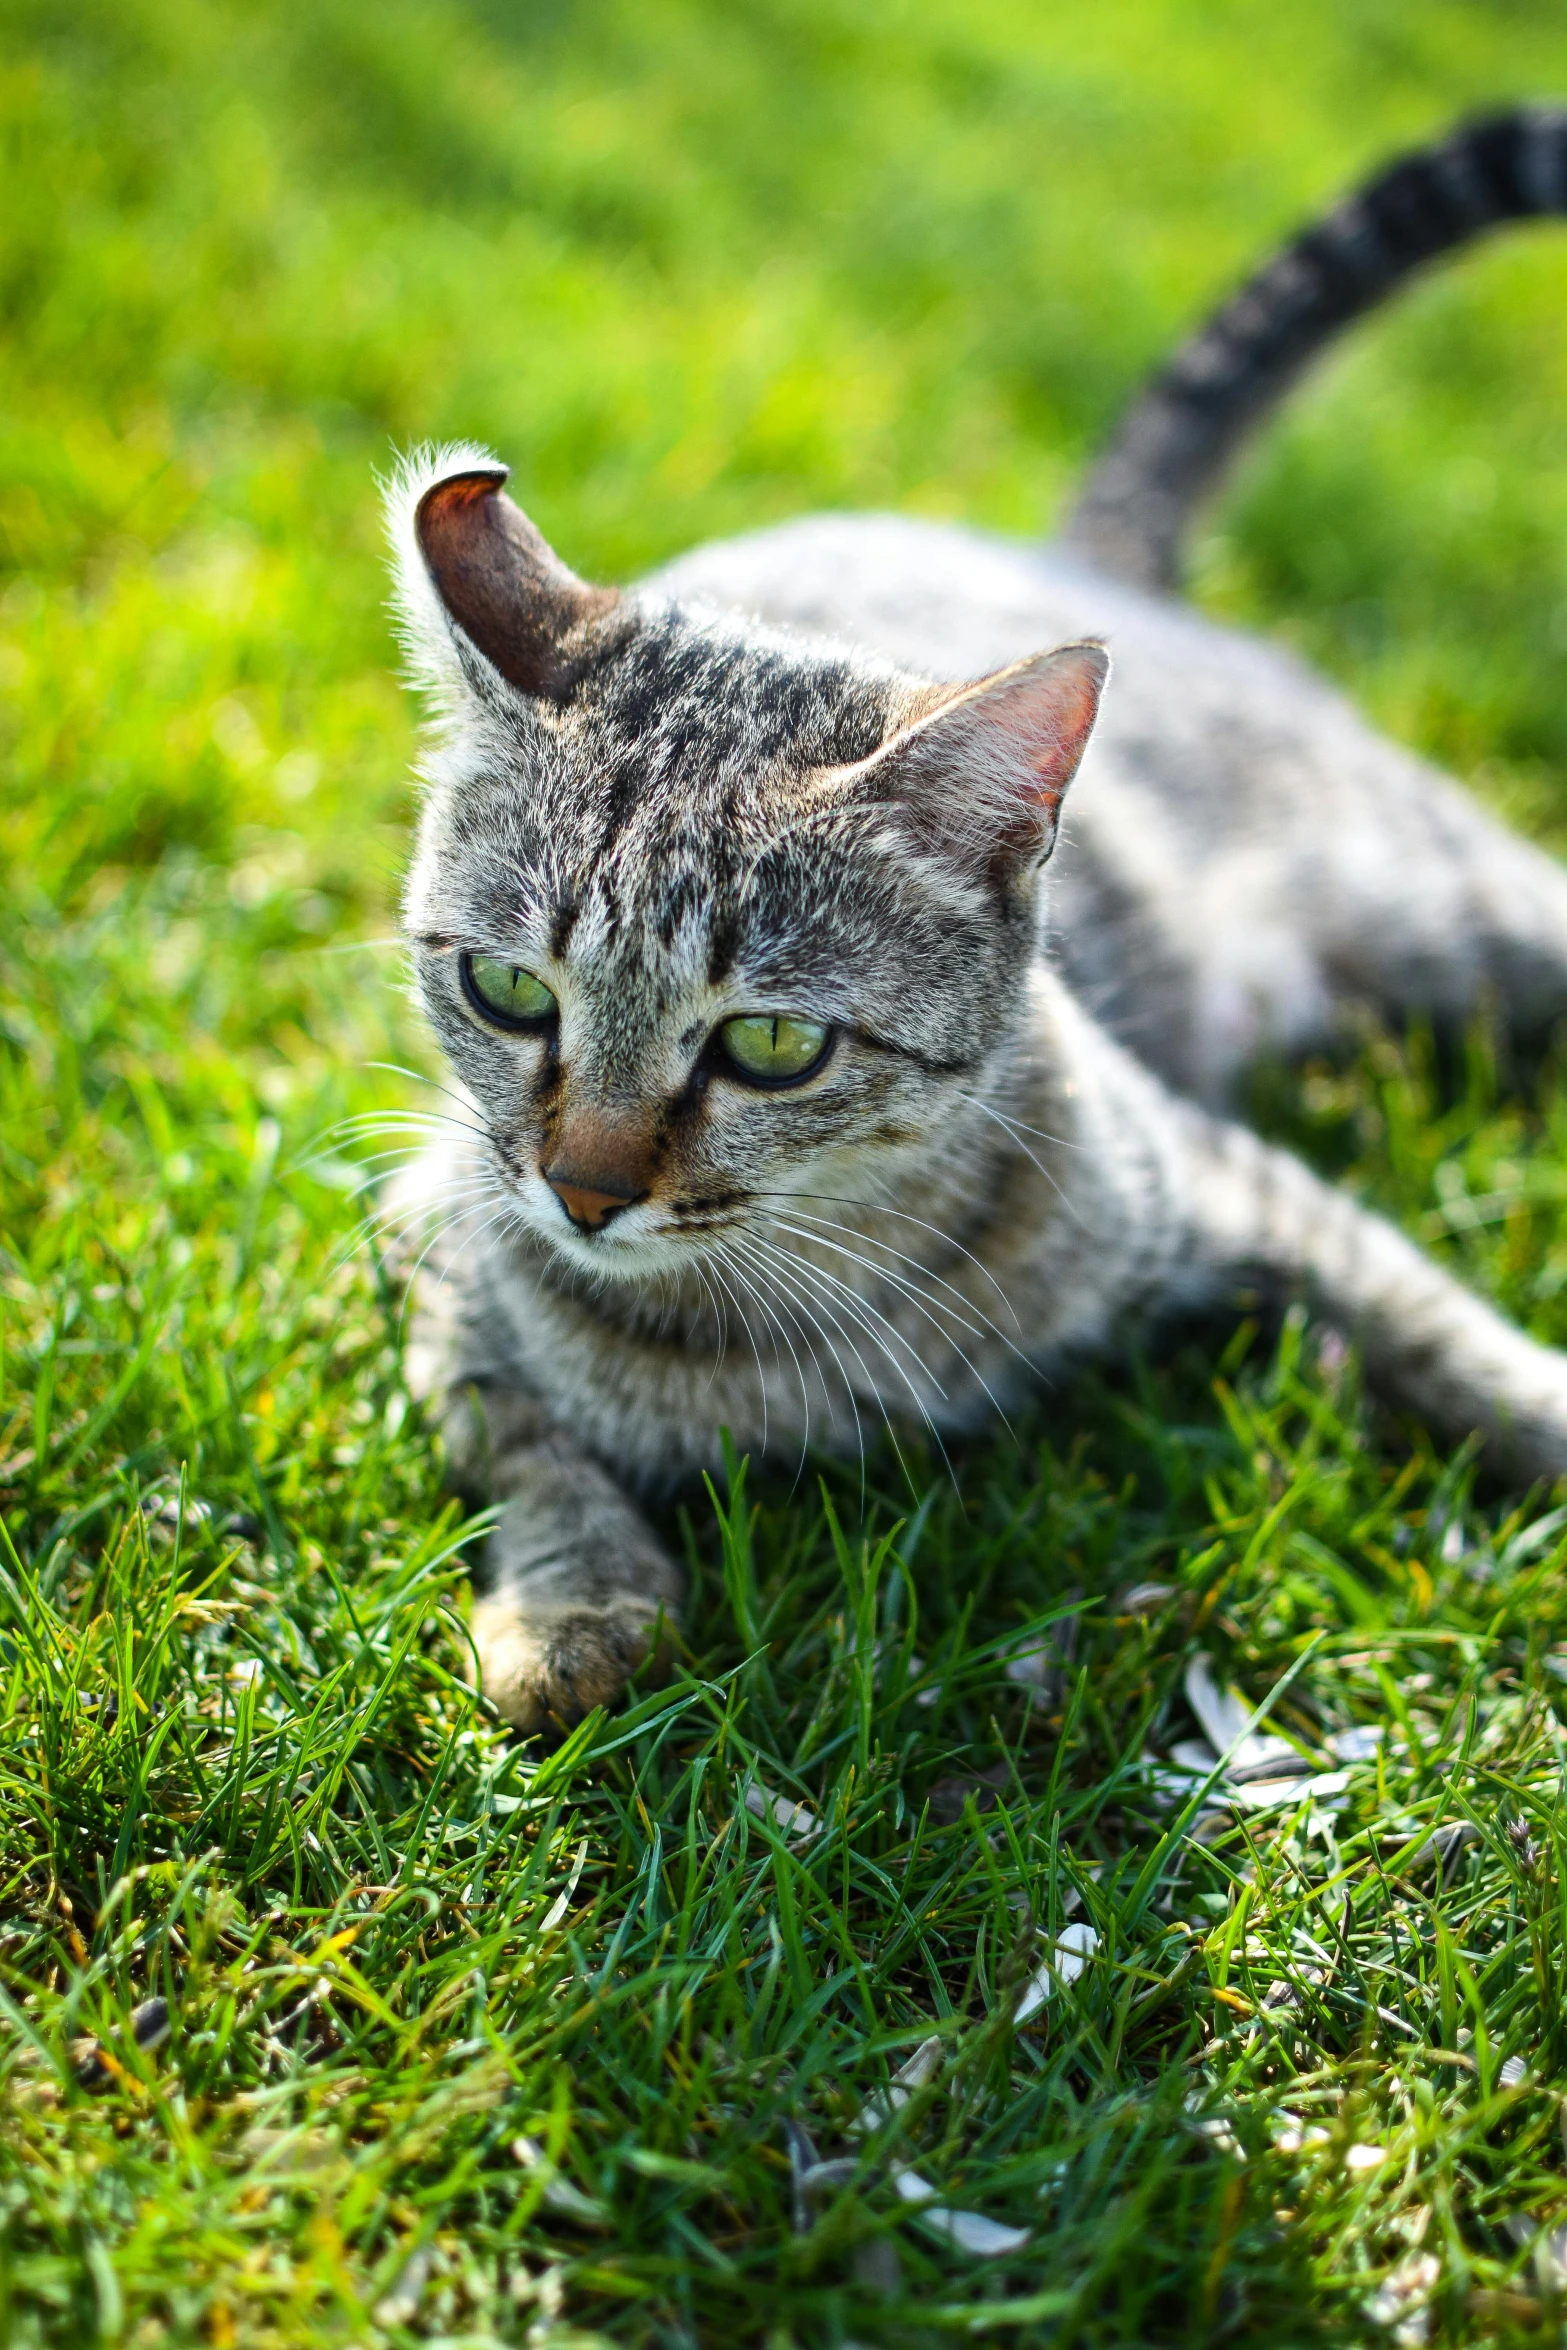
[983, 646, 1109, 823]
[885, 642, 1109, 874]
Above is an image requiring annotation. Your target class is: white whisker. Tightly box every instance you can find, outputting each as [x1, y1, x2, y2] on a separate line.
[952, 1088, 1083, 1223]
[714, 1235, 819, 1460]
[313, 1143, 470, 1199]
[362, 1060, 489, 1124]
[761, 1200, 1022, 1340]
[766, 1218, 1020, 1438]
[748, 1233, 938, 1467]
[753, 1233, 940, 1399]
[754, 1188, 1020, 1323]
[327, 1173, 500, 1275]
[373, 1185, 515, 1337]
[700, 1240, 773, 1455]
[722, 1234, 860, 1490]
[746, 1235, 945, 1494]
[687, 1257, 730, 1384]
[432, 1192, 535, 1292]
[766, 1213, 1022, 1364]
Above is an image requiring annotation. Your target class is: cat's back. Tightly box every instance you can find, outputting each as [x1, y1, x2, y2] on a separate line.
[651, 510, 1414, 851]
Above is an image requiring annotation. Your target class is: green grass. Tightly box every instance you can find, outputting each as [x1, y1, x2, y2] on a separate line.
[11, 1, 1567, 2341]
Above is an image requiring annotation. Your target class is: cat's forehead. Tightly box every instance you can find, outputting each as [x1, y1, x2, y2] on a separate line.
[553, 787, 869, 1013]
[575, 604, 899, 775]
[466, 604, 903, 920]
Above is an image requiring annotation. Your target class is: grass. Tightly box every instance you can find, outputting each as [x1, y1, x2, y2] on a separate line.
[10, 0, 1567, 2341]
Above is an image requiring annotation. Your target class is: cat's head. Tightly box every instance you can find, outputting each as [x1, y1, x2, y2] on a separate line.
[389, 447, 1106, 1281]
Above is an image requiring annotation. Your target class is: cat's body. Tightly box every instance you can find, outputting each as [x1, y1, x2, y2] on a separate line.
[388, 108, 1567, 1729]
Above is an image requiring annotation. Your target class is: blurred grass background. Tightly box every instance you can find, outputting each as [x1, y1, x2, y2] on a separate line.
[12, 3, 1567, 2344]
[9, 0, 1567, 911]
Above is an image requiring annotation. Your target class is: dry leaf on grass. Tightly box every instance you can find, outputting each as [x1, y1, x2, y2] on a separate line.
[1014, 1921, 1100, 2025]
[744, 1780, 821, 1841]
[839, 2036, 1032, 2259]
[1366, 2250, 1440, 2348]
[1151, 1657, 1351, 1814]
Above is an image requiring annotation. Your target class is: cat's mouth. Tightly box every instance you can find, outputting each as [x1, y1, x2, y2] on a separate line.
[524, 1183, 748, 1281]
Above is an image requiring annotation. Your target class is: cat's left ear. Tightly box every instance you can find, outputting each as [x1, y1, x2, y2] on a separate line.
[390, 447, 620, 703]
[861, 642, 1109, 883]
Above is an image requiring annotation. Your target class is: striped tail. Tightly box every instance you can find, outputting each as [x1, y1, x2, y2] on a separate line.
[1062, 105, 1567, 592]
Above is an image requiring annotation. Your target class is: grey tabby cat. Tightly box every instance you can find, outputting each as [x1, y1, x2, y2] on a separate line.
[388, 107, 1567, 1731]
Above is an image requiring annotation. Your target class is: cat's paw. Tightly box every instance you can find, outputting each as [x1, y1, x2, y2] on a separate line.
[468, 1592, 673, 1733]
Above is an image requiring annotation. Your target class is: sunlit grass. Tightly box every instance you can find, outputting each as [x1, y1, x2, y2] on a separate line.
[9, 1, 1567, 2341]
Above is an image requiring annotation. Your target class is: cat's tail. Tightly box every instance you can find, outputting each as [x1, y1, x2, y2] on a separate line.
[1061, 104, 1567, 592]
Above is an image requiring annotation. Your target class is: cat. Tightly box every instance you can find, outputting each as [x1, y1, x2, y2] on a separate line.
[384, 106, 1567, 1731]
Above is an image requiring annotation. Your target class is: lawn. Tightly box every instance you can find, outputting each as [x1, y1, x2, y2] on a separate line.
[10, 2, 1567, 2342]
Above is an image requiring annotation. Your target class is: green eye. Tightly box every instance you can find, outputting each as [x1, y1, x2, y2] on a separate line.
[718, 1013, 831, 1085]
[462, 952, 557, 1029]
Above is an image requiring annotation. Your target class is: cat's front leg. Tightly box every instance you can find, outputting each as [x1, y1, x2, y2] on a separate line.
[441, 1382, 685, 1732]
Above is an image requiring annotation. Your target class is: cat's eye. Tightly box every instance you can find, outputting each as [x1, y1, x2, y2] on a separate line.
[461, 952, 558, 1030]
[718, 1013, 831, 1086]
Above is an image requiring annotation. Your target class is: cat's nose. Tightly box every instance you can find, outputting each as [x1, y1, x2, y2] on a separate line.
[542, 1164, 646, 1231]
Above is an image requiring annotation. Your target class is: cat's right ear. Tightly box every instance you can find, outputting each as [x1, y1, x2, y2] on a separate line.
[388, 447, 619, 704]
[846, 641, 1109, 892]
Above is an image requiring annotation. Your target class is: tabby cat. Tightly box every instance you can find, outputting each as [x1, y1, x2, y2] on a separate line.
[387, 107, 1567, 1730]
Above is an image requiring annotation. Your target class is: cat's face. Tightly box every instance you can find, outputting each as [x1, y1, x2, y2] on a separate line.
[393, 451, 1106, 1283]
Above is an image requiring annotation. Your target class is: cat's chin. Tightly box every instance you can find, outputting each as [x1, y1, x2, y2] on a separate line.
[533, 1218, 722, 1287]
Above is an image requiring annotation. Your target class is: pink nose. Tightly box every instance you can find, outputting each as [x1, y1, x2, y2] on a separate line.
[542, 1168, 644, 1230]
